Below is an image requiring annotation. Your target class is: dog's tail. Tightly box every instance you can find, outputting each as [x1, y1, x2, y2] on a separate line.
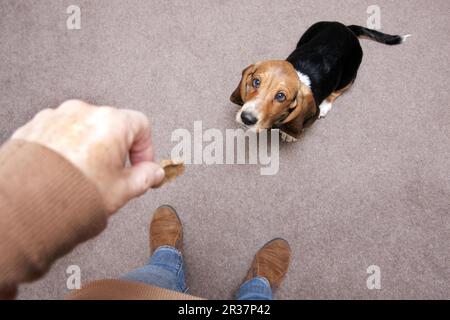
[347, 25, 411, 45]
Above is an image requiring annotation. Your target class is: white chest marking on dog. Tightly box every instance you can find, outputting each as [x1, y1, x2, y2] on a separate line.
[318, 100, 333, 118]
[296, 70, 311, 88]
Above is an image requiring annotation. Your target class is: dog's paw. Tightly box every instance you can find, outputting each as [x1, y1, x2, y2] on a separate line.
[318, 101, 333, 119]
[280, 131, 298, 143]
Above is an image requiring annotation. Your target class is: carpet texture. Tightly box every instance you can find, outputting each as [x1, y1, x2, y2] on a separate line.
[0, 0, 448, 299]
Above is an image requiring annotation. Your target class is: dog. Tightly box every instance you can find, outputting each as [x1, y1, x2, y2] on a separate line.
[230, 21, 410, 142]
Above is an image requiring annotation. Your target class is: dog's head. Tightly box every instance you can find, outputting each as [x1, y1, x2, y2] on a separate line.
[230, 60, 316, 132]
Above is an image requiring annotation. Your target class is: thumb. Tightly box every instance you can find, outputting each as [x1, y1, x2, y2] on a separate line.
[121, 162, 165, 200]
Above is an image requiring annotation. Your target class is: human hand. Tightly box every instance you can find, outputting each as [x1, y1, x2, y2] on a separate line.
[11, 100, 165, 214]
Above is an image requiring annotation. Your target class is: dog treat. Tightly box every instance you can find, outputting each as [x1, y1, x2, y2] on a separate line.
[153, 159, 185, 188]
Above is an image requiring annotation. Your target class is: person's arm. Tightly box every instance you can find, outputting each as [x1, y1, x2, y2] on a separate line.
[0, 100, 165, 298]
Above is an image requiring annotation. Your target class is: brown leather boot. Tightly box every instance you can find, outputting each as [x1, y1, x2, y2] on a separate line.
[149, 205, 183, 254]
[245, 238, 291, 290]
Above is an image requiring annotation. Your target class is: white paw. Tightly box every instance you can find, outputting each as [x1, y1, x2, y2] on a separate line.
[318, 100, 333, 119]
[280, 131, 298, 142]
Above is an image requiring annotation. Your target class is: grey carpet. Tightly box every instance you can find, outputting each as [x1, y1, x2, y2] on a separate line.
[0, 0, 448, 299]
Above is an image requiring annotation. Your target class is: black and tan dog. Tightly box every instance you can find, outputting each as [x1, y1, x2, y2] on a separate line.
[230, 21, 409, 142]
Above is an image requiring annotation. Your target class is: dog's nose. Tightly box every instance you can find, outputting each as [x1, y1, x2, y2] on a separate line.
[241, 112, 258, 126]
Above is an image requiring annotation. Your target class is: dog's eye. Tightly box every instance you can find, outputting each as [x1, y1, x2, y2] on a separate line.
[275, 92, 286, 102]
[252, 78, 260, 88]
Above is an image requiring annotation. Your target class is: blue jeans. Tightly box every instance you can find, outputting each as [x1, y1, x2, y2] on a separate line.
[120, 246, 273, 300]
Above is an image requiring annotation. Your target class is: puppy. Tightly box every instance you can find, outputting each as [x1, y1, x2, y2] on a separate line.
[230, 21, 409, 142]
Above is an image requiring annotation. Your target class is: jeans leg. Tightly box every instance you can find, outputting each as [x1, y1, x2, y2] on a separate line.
[120, 246, 187, 293]
[236, 277, 273, 300]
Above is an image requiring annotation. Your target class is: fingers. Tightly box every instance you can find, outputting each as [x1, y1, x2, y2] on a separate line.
[122, 109, 155, 164]
[120, 162, 165, 200]
[129, 127, 154, 164]
[112, 110, 163, 209]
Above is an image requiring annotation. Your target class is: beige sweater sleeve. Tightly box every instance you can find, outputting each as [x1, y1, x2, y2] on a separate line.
[0, 139, 109, 298]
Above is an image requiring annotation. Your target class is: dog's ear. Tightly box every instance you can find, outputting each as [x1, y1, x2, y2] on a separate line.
[279, 84, 317, 138]
[230, 64, 256, 106]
